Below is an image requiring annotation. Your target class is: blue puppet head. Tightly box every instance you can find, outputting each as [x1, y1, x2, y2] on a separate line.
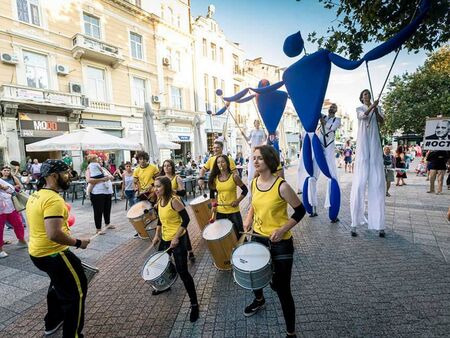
[283, 31, 304, 58]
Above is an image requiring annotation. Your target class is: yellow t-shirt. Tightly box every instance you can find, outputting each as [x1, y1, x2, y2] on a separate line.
[158, 197, 182, 241]
[215, 174, 240, 214]
[204, 155, 236, 171]
[171, 175, 179, 191]
[133, 164, 159, 191]
[26, 189, 70, 257]
[251, 177, 291, 239]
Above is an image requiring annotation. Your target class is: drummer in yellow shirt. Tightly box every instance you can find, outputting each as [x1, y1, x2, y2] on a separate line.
[198, 140, 236, 190]
[208, 155, 248, 238]
[243, 145, 305, 338]
[151, 176, 199, 322]
[133, 151, 159, 202]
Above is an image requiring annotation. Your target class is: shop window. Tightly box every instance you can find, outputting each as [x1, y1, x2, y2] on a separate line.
[23, 50, 48, 89]
[83, 13, 101, 39]
[86, 66, 106, 101]
[130, 32, 143, 60]
[16, 0, 41, 26]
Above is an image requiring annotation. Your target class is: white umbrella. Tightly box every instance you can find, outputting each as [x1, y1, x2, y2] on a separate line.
[26, 127, 142, 151]
[143, 102, 159, 163]
[158, 138, 181, 150]
[192, 115, 204, 160]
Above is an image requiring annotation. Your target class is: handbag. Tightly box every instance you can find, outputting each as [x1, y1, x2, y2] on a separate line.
[11, 191, 29, 212]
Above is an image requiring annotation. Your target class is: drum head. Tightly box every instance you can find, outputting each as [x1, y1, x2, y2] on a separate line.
[203, 219, 233, 240]
[127, 201, 153, 219]
[190, 195, 209, 206]
[142, 251, 170, 281]
[232, 242, 270, 271]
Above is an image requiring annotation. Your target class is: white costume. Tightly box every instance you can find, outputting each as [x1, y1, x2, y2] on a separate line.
[247, 128, 266, 183]
[318, 115, 341, 208]
[350, 105, 385, 230]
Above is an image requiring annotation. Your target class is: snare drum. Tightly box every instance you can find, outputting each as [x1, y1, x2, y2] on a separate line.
[189, 195, 212, 231]
[81, 261, 99, 285]
[127, 201, 157, 239]
[141, 251, 177, 292]
[231, 242, 272, 290]
[202, 219, 238, 270]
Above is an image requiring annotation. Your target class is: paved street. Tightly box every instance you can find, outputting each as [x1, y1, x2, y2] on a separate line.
[1, 162, 450, 337]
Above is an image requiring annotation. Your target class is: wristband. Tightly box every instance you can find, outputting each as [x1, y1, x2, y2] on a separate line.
[198, 177, 205, 180]
[74, 239, 82, 248]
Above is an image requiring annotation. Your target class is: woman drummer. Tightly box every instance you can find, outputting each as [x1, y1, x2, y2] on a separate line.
[243, 145, 305, 338]
[159, 159, 195, 261]
[151, 176, 199, 322]
[208, 155, 248, 237]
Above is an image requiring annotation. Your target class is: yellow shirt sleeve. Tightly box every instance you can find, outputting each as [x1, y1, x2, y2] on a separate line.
[229, 155, 236, 171]
[204, 156, 214, 170]
[43, 197, 66, 219]
[133, 167, 140, 178]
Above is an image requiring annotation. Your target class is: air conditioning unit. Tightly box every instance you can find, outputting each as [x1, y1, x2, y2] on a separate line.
[69, 82, 82, 94]
[162, 57, 170, 66]
[152, 95, 160, 103]
[56, 64, 69, 76]
[1, 53, 19, 65]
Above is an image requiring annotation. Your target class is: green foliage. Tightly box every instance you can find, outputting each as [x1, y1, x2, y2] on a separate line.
[381, 46, 450, 135]
[301, 0, 449, 60]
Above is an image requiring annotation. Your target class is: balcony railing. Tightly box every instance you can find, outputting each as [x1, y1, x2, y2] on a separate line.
[72, 33, 124, 68]
[0, 84, 84, 109]
[160, 108, 194, 122]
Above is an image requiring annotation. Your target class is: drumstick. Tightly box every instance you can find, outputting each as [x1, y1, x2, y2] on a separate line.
[239, 231, 269, 239]
[143, 247, 171, 269]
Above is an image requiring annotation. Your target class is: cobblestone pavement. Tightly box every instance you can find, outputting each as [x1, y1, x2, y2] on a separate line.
[1, 161, 450, 337]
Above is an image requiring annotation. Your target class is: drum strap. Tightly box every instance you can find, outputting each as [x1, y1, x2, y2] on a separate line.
[272, 254, 293, 261]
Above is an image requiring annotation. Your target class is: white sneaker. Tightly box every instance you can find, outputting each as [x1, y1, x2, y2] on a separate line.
[0, 251, 8, 258]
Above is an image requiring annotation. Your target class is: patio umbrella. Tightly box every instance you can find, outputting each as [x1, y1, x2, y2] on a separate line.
[192, 115, 204, 160]
[157, 138, 181, 150]
[143, 102, 159, 163]
[26, 127, 142, 151]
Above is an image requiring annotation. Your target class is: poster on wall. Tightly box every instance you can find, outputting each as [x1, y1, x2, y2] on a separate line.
[19, 112, 69, 138]
[423, 118, 450, 150]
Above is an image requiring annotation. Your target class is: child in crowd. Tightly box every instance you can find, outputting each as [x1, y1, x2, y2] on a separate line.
[416, 159, 427, 176]
[86, 154, 105, 194]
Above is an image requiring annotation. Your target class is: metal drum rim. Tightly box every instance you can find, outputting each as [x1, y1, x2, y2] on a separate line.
[141, 252, 171, 281]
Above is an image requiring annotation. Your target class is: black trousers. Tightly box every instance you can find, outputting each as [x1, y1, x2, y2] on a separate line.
[90, 193, 112, 229]
[216, 211, 244, 238]
[30, 250, 87, 338]
[253, 236, 295, 333]
[158, 234, 198, 305]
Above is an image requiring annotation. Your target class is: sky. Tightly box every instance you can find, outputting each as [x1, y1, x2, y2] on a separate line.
[190, 0, 429, 119]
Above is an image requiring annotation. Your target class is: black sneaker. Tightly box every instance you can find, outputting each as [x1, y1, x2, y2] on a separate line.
[379, 230, 386, 238]
[351, 229, 358, 237]
[244, 297, 265, 317]
[44, 320, 63, 336]
[188, 252, 196, 263]
[190, 304, 199, 322]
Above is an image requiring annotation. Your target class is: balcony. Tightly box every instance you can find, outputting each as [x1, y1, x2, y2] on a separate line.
[71, 33, 125, 68]
[233, 66, 245, 82]
[159, 108, 195, 123]
[0, 84, 84, 110]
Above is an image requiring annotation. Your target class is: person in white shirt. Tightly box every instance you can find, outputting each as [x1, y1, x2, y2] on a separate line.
[350, 89, 385, 238]
[31, 159, 42, 180]
[246, 119, 267, 184]
[318, 103, 341, 221]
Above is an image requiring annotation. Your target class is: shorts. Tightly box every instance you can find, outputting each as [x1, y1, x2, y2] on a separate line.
[344, 157, 352, 164]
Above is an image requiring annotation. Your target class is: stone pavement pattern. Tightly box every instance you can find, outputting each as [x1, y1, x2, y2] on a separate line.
[1, 163, 450, 337]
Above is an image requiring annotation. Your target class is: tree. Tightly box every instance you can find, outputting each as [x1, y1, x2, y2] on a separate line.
[381, 46, 450, 136]
[302, 0, 449, 60]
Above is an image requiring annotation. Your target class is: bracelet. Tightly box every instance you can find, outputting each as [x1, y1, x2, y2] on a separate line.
[198, 177, 205, 180]
[74, 239, 81, 248]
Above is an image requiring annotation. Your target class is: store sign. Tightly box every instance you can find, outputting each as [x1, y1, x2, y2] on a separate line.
[19, 112, 69, 138]
[178, 135, 190, 141]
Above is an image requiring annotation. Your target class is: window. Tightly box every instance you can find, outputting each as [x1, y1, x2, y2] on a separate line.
[177, 16, 181, 28]
[160, 5, 165, 20]
[202, 39, 207, 57]
[16, 0, 41, 26]
[234, 84, 240, 114]
[166, 47, 172, 65]
[86, 66, 106, 101]
[135, 0, 141, 7]
[219, 47, 224, 64]
[221, 80, 225, 92]
[211, 43, 216, 61]
[23, 50, 48, 89]
[130, 32, 143, 60]
[168, 7, 174, 25]
[212, 76, 218, 110]
[204, 74, 209, 110]
[233, 54, 240, 74]
[171, 87, 183, 109]
[132, 77, 146, 107]
[83, 13, 101, 39]
[174, 51, 181, 72]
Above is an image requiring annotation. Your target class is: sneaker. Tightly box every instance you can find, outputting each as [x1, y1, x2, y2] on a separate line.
[190, 304, 199, 322]
[96, 229, 106, 235]
[107, 225, 116, 229]
[351, 228, 358, 237]
[134, 233, 139, 238]
[188, 252, 196, 263]
[44, 320, 63, 336]
[244, 297, 265, 317]
[379, 230, 386, 238]
[0, 251, 8, 258]
[17, 241, 28, 248]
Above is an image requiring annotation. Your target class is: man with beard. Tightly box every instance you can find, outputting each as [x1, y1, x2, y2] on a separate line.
[26, 160, 90, 337]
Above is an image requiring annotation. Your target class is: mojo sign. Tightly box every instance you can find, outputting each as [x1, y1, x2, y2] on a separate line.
[19, 112, 70, 138]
